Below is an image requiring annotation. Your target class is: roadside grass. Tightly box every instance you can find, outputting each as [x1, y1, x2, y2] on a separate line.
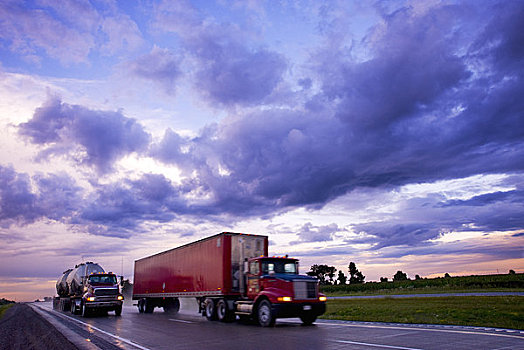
[320, 296, 524, 330]
[324, 287, 524, 297]
[0, 304, 14, 320]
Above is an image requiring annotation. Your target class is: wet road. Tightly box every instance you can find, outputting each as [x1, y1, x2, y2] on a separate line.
[33, 300, 524, 350]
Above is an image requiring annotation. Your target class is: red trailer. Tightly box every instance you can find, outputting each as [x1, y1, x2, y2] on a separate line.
[132, 232, 326, 326]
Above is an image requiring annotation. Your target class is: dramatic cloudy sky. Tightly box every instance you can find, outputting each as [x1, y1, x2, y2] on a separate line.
[1, 0, 523, 301]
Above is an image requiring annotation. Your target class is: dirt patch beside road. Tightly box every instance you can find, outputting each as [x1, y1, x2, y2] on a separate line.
[0, 303, 78, 350]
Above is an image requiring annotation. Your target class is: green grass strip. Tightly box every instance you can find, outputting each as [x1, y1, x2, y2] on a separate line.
[0, 304, 14, 320]
[320, 296, 523, 330]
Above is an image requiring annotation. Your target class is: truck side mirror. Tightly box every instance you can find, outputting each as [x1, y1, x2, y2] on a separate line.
[119, 276, 124, 286]
[243, 261, 249, 274]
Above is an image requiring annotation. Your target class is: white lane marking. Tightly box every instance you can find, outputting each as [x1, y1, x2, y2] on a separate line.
[169, 319, 194, 324]
[376, 331, 418, 339]
[317, 321, 524, 340]
[334, 340, 422, 350]
[40, 308, 151, 350]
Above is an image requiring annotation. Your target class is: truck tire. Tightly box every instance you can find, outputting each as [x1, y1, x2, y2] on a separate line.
[115, 305, 122, 316]
[257, 300, 275, 327]
[138, 299, 145, 313]
[216, 299, 234, 322]
[300, 313, 317, 325]
[204, 298, 217, 321]
[144, 299, 154, 313]
[163, 298, 180, 315]
[81, 303, 90, 317]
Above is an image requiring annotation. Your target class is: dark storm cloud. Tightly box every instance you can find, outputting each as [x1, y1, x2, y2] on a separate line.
[293, 222, 342, 243]
[11, 2, 524, 246]
[148, 2, 524, 220]
[353, 186, 524, 248]
[78, 174, 178, 237]
[19, 97, 151, 173]
[128, 46, 182, 94]
[0, 165, 82, 227]
[154, 1, 287, 106]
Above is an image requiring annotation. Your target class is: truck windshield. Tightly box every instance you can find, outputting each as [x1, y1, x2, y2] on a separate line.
[261, 260, 297, 275]
[88, 275, 117, 284]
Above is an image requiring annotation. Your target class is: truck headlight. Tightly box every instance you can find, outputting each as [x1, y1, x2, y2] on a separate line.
[277, 296, 292, 302]
[319, 296, 327, 302]
[86, 296, 96, 302]
[117, 295, 124, 300]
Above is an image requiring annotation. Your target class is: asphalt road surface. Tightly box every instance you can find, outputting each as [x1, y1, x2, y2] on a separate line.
[32, 300, 524, 350]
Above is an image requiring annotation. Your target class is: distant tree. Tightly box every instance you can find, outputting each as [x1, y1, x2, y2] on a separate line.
[308, 264, 337, 285]
[380, 277, 388, 283]
[327, 266, 337, 285]
[393, 270, 408, 281]
[415, 274, 421, 280]
[348, 262, 365, 284]
[444, 273, 451, 278]
[509, 269, 516, 275]
[337, 270, 347, 285]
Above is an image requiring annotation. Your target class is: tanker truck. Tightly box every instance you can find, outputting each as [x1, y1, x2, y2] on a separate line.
[53, 262, 124, 317]
[132, 232, 326, 326]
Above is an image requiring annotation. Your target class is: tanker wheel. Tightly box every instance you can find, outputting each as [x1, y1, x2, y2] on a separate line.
[257, 300, 275, 327]
[204, 298, 217, 321]
[81, 303, 90, 317]
[163, 298, 180, 315]
[216, 299, 234, 322]
[115, 305, 122, 316]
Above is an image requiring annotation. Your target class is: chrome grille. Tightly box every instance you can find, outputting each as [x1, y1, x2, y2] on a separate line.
[94, 288, 118, 296]
[293, 281, 317, 300]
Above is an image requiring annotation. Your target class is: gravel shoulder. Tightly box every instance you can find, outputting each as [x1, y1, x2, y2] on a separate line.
[0, 303, 78, 350]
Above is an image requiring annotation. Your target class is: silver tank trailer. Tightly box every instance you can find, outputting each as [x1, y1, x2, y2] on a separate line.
[65, 262, 105, 296]
[56, 268, 73, 297]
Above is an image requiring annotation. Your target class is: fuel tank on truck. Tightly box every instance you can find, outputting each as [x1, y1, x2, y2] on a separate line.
[66, 262, 105, 296]
[56, 268, 73, 297]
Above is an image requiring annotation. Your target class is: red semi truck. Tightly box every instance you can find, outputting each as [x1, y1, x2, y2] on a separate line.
[132, 232, 326, 326]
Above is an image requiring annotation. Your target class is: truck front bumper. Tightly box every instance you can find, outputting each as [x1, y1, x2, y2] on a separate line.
[272, 301, 326, 318]
[85, 300, 123, 309]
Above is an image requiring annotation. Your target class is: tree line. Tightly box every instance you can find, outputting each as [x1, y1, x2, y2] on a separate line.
[307, 263, 519, 285]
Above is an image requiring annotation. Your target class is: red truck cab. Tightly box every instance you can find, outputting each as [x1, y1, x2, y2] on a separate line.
[245, 257, 326, 326]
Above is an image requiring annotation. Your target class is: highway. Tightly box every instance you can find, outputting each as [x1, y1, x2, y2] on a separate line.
[32, 300, 524, 350]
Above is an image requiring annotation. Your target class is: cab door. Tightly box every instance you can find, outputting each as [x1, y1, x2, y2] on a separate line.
[246, 260, 261, 299]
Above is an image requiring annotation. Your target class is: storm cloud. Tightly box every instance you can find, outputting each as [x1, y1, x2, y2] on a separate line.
[19, 97, 151, 174]
[7, 1, 524, 247]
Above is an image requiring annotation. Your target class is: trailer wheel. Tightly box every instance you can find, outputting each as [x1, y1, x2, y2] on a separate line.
[138, 299, 145, 313]
[144, 299, 154, 313]
[204, 298, 217, 321]
[216, 299, 234, 322]
[163, 298, 180, 314]
[257, 300, 275, 327]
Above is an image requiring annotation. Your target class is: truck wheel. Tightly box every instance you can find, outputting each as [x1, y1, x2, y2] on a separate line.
[300, 313, 317, 326]
[163, 298, 180, 315]
[138, 299, 145, 313]
[144, 299, 154, 313]
[115, 305, 122, 316]
[257, 300, 275, 327]
[204, 298, 217, 321]
[81, 303, 90, 317]
[216, 299, 234, 322]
